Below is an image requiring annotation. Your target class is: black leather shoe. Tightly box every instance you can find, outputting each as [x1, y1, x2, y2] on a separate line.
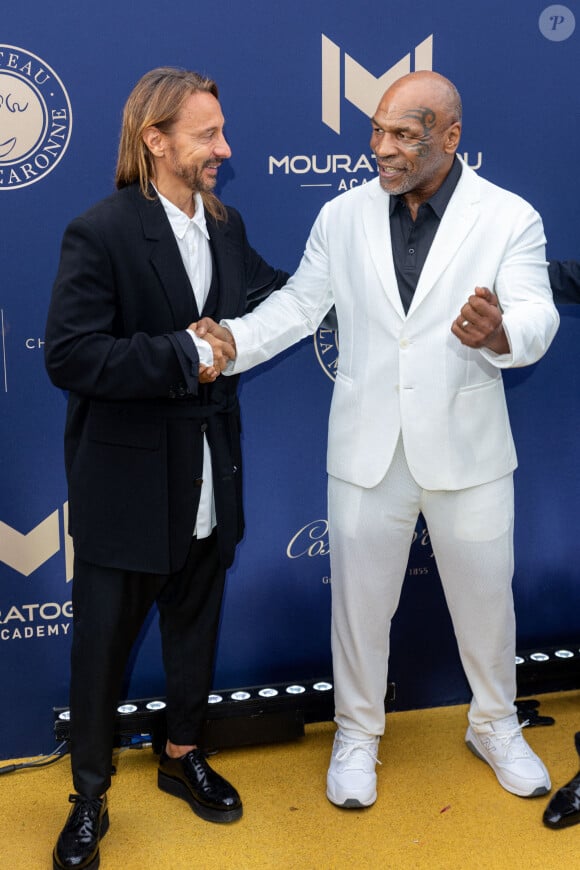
[543, 731, 580, 829]
[53, 794, 109, 869]
[158, 749, 242, 823]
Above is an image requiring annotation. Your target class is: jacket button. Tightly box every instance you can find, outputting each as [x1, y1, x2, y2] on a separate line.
[194, 478, 203, 487]
[200, 422, 208, 433]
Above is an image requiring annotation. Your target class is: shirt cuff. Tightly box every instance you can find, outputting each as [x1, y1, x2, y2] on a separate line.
[186, 329, 213, 367]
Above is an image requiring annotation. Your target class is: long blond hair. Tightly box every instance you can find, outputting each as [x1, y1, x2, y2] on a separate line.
[115, 67, 227, 221]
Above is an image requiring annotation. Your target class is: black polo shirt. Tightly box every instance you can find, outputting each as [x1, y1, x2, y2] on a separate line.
[389, 156, 463, 314]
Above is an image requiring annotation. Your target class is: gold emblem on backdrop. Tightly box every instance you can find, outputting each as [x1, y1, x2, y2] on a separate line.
[0, 45, 72, 189]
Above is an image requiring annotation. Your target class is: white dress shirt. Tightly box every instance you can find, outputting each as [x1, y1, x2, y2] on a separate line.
[156, 189, 216, 538]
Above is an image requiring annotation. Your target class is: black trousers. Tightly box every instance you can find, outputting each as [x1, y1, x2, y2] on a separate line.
[69, 532, 226, 798]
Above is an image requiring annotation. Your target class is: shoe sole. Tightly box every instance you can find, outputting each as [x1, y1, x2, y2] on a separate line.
[52, 810, 109, 870]
[158, 771, 243, 823]
[327, 794, 375, 809]
[326, 784, 376, 808]
[465, 736, 550, 798]
[543, 812, 580, 830]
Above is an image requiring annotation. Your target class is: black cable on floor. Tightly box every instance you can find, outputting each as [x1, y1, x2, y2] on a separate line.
[0, 741, 69, 776]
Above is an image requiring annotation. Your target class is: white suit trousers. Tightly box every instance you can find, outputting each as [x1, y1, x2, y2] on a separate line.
[328, 435, 517, 739]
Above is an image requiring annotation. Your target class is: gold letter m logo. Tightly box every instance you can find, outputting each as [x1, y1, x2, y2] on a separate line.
[0, 504, 73, 579]
[321, 33, 433, 134]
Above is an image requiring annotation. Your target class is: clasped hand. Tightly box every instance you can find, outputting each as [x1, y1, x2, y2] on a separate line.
[189, 318, 237, 384]
[451, 286, 509, 354]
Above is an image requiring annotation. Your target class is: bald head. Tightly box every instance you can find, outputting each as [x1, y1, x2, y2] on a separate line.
[370, 70, 463, 209]
[383, 71, 462, 125]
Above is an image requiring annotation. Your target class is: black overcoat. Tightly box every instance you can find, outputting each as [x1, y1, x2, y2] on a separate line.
[45, 183, 288, 573]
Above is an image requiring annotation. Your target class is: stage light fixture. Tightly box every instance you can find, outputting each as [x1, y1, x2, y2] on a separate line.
[54, 678, 396, 752]
[516, 643, 580, 695]
[51, 646, 580, 755]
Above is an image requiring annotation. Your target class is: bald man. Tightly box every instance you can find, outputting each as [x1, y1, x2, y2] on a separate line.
[199, 71, 559, 808]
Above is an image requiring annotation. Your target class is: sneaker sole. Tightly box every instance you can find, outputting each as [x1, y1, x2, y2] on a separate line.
[327, 785, 376, 808]
[465, 735, 550, 798]
[158, 770, 243, 823]
[327, 794, 375, 808]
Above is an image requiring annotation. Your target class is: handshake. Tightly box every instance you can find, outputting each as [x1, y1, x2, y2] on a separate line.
[189, 317, 237, 384]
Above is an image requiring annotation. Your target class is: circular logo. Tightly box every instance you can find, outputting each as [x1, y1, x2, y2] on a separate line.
[0, 45, 72, 189]
[314, 326, 339, 381]
[539, 5, 576, 41]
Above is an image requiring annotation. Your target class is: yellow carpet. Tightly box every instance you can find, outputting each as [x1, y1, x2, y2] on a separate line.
[2, 690, 579, 869]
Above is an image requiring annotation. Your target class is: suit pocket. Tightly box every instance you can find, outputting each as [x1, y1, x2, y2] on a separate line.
[71, 409, 167, 558]
[87, 408, 161, 450]
[454, 377, 512, 464]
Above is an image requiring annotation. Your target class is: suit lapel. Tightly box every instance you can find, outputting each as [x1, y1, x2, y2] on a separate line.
[131, 185, 199, 325]
[206, 212, 237, 320]
[363, 182, 406, 319]
[409, 162, 480, 314]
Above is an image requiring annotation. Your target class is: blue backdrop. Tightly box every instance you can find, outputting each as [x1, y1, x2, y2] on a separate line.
[1, 0, 579, 758]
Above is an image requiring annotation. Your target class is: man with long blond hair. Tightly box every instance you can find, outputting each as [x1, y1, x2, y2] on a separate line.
[45, 67, 288, 870]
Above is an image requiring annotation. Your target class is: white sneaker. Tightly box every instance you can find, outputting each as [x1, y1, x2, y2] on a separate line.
[466, 713, 551, 797]
[326, 730, 380, 808]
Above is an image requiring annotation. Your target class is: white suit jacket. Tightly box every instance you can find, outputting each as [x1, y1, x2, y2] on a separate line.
[224, 160, 559, 491]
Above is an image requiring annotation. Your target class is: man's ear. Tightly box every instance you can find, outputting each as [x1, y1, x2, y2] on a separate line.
[142, 126, 165, 158]
[445, 122, 462, 155]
